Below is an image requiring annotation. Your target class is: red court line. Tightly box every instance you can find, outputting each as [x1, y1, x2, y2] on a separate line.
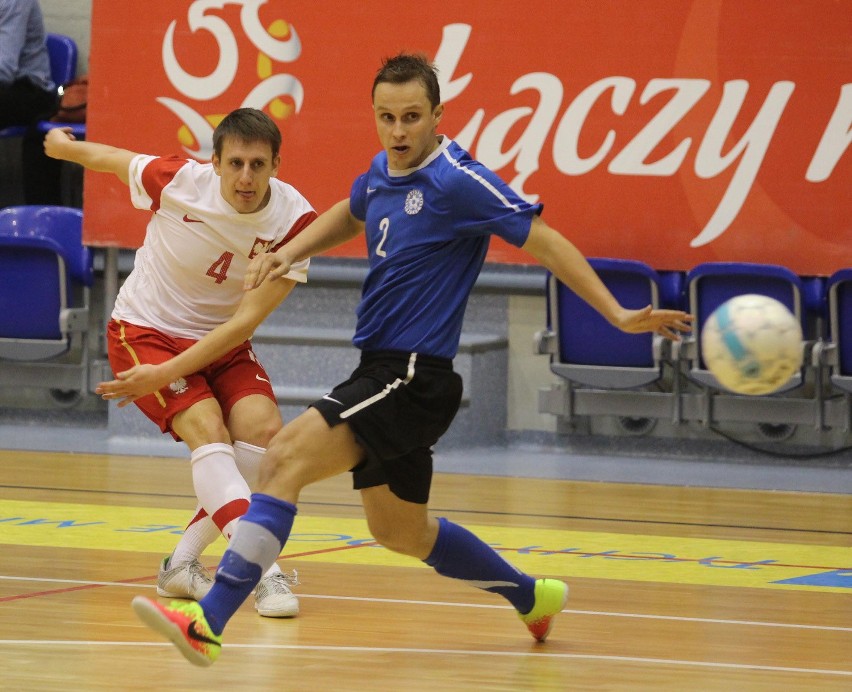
[0, 541, 379, 603]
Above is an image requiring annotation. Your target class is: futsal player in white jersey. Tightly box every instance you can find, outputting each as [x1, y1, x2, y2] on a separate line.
[131, 56, 693, 666]
[44, 108, 317, 618]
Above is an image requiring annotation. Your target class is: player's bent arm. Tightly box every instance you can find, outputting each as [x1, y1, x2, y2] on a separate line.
[245, 198, 364, 288]
[161, 277, 296, 383]
[522, 216, 692, 338]
[522, 215, 624, 325]
[287, 198, 364, 261]
[98, 277, 296, 403]
[43, 128, 137, 185]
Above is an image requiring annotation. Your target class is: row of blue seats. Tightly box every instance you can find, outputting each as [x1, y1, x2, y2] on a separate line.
[539, 257, 852, 397]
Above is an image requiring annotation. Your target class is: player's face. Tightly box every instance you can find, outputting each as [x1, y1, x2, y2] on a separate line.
[373, 80, 443, 170]
[212, 136, 280, 214]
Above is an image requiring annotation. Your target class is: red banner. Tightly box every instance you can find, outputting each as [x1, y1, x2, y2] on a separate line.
[85, 0, 851, 275]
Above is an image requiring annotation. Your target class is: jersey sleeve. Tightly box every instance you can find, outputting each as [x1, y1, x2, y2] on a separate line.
[445, 159, 543, 248]
[128, 155, 188, 212]
[349, 173, 369, 221]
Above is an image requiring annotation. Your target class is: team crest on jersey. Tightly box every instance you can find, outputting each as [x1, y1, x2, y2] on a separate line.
[249, 237, 272, 259]
[404, 189, 424, 215]
[169, 378, 189, 395]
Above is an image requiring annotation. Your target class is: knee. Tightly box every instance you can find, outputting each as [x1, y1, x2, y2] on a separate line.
[242, 420, 281, 449]
[367, 520, 419, 557]
[258, 427, 310, 490]
[178, 410, 230, 446]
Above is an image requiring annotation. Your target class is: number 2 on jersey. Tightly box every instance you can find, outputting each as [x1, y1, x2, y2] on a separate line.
[376, 217, 389, 257]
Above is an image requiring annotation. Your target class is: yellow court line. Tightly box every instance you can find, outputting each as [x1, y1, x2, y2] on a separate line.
[0, 499, 849, 593]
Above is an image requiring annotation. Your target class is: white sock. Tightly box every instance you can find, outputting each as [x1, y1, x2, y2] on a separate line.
[190, 442, 250, 540]
[169, 504, 220, 565]
[233, 439, 264, 491]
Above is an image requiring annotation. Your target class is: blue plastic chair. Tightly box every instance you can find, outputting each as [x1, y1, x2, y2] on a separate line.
[37, 33, 86, 139]
[0, 205, 92, 361]
[682, 262, 808, 393]
[537, 258, 680, 388]
[823, 268, 852, 394]
[46, 33, 77, 87]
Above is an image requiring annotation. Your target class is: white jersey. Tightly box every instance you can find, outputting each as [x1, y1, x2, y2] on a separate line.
[112, 155, 316, 340]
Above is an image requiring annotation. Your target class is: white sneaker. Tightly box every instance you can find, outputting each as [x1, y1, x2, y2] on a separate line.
[254, 570, 300, 618]
[156, 556, 214, 600]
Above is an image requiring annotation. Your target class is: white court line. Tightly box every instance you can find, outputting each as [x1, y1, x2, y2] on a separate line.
[2, 574, 851, 633]
[0, 640, 849, 678]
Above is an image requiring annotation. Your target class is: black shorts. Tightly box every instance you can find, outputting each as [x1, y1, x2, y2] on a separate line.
[310, 350, 463, 504]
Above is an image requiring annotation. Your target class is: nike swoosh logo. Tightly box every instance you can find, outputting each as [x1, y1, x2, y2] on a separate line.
[187, 621, 220, 647]
[183, 214, 204, 223]
[465, 580, 520, 589]
[366, 187, 377, 194]
[256, 374, 270, 384]
[322, 394, 344, 405]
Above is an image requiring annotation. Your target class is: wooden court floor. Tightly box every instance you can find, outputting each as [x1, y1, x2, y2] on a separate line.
[0, 449, 850, 691]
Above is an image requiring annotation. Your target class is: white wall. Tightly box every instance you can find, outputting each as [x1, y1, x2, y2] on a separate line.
[507, 295, 556, 432]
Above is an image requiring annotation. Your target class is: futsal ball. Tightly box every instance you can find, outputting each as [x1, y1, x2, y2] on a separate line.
[700, 294, 803, 395]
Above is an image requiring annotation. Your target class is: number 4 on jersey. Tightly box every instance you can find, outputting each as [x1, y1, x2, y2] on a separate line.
[206, 252, 234, 284]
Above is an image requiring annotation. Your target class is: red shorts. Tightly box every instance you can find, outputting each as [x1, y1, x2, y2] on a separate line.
[107, 320, 276, 440]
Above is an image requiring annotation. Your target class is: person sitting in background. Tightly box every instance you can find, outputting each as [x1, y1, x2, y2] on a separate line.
[0, 0, 55, 128]
[0, 0, 63, 205]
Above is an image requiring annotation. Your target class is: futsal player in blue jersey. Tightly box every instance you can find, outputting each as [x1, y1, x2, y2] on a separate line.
[132, 53, 692, 666]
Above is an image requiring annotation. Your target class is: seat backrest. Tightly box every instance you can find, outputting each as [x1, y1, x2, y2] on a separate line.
[551, 258, 662, 368]
[0, 205, 91, 284]
[45, 33, 77, 87]
[0, 206, 91, 341]
[826, 268, 852, 378]
[685, 262, 805, 370]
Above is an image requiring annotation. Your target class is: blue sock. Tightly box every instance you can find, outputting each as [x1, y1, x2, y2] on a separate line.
[423, 517, 536, 613]
[199, 493, 296, 634]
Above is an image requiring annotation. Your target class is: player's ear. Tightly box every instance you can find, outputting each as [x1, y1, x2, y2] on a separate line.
[211, 152, 221, 175]
[433, 103, 444, 125]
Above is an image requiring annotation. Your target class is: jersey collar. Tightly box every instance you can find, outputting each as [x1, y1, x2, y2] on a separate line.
[387, 136, 452, 178]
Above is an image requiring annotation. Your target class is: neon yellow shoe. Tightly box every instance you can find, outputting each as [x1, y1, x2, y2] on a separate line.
[519, 578, 569, 642]
[132, 596, 222, 667]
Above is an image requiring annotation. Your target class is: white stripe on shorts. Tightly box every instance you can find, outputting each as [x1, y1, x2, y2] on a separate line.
[339, 352, 417, 420]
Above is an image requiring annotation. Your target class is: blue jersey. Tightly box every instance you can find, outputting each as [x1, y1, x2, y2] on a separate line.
[349, 137, 543, 359]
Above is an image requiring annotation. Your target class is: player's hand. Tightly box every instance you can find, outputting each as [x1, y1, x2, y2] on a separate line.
[43, 127, 77, 159]
[243, 251, 292, 290]
[613, 305, 693, 341]
[95, 364, 169, 407]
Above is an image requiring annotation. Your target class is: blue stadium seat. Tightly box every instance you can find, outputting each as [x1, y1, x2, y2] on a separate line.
[0, 206, 92, 364]
[536, 258, 680, 389]
[45, 33, 77, 87]
[820, 268, 852, 394]
[681, 262, 808, 394]
[37, 34, 86, 139]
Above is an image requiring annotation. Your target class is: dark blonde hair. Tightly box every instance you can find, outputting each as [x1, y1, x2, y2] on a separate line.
[372, 53, 441, 110]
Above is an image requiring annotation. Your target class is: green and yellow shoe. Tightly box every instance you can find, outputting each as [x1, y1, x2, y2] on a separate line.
[519, 578, 569, 642]
[132, 596, 222, 666]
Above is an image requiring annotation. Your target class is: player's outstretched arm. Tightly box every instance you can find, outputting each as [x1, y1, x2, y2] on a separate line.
[43, 127, 137, 185]
[97, 276, 297, 406]
[522, 216, 692, 340]
[244, 198, 364, 290]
